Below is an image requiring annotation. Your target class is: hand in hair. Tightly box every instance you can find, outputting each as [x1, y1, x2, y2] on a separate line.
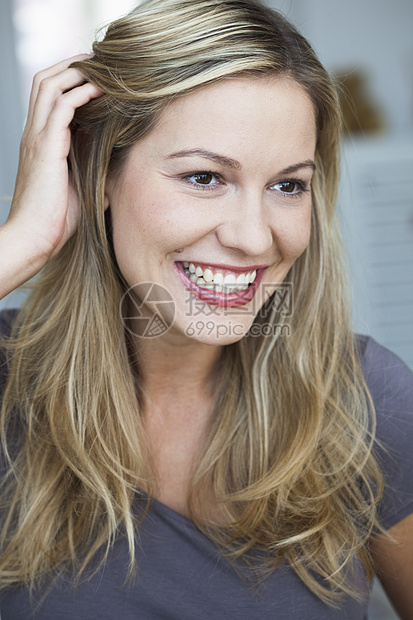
[0, 54, 103, 300]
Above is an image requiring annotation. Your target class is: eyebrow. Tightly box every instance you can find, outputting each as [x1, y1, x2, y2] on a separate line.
[167, 149, 241, 170]
[166, 149, 316, 174]
[280, 160, 316, 174]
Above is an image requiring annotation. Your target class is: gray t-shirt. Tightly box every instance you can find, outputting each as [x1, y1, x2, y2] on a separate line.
[0, 309, 412, 619]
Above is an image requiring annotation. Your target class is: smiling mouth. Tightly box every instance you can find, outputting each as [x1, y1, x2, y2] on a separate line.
[182, 261, 257, 293]
[175, 261, 266, 307]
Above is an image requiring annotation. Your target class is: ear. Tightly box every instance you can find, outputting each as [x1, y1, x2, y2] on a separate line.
[103, 179, 112, 212]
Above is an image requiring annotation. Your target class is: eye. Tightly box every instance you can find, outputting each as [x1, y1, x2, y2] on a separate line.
[191, 173, 216, 185]
[270, 179, 309, 196]
[276, 181, 298, 193]
[183, 171, 222, 189]
[176, 170, 225, 193]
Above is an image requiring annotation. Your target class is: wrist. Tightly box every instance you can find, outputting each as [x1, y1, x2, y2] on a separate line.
[0, 221, 48, 300]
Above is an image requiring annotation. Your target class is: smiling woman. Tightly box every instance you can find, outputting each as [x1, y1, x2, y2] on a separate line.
[105, 76, 315, 337]
[0, 0, 412, 619]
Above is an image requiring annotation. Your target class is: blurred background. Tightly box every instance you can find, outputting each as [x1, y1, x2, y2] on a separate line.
[0, 2, 412, 615]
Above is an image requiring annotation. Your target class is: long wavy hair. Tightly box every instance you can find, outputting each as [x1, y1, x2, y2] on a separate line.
[0, 0, 383, 606]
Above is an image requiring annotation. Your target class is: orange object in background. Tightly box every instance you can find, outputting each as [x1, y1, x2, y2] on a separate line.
[335, 69, 386, 135]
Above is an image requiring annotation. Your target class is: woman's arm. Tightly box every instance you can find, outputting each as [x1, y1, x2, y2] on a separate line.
[0, 54, 103, 300]
[370, 512, 413, 620]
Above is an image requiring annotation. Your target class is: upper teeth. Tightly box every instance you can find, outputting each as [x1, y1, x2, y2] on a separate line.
[182, 262, 257, 292]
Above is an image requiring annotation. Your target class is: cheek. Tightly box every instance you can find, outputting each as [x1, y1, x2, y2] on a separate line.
[275, 205, 312, 261]
[110, 187, 163, 251]
[110, 188, 197, 266]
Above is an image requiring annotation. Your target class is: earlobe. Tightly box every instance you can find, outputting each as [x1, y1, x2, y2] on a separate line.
[104, 175, 113, 212]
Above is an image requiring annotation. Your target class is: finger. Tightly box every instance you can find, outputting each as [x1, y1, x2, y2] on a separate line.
[26, 53, 93, 126]
[29, 53, 93, 107]
[41, 82, 104, 157]
[29, 67, 100, 134]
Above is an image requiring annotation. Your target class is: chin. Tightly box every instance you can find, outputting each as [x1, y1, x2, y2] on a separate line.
[187, 330, 248, 347]
[173, 315, 252, 346]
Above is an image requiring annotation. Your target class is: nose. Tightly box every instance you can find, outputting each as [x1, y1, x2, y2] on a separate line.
[215, 190, 273, 256]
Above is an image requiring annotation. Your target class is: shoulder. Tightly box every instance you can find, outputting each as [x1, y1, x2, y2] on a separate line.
[356, 335, 413, 530]
[356, 334, 413, 410]
[357, 335, 413, 451]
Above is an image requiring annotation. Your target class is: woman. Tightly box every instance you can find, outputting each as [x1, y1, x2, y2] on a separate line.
[0, 0, 412, 617]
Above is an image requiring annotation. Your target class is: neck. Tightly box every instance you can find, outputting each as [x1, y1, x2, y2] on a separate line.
[135, 333, 223, 413]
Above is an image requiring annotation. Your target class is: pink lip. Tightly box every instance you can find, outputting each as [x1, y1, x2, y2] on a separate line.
[175, 262, 267, 308]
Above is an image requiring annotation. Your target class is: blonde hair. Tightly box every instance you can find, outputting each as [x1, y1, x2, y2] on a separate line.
[0, 0, 383, 606]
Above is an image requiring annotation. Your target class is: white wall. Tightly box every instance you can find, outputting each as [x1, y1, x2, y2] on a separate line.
[0, 0, 26, 309]
[267, 0, 413, 134]
[0, 0, 20, 223]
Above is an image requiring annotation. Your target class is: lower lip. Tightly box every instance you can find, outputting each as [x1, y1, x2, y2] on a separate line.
[175, 263, 266, 307]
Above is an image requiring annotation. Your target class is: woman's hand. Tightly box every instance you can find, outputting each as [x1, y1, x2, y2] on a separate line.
[0, 54, 103, 300]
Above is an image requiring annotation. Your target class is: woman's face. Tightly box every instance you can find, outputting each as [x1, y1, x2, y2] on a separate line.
[105, 75, 317, 345]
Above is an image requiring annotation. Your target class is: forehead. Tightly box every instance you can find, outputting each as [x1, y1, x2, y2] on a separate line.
[126, 75, 317, 171]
